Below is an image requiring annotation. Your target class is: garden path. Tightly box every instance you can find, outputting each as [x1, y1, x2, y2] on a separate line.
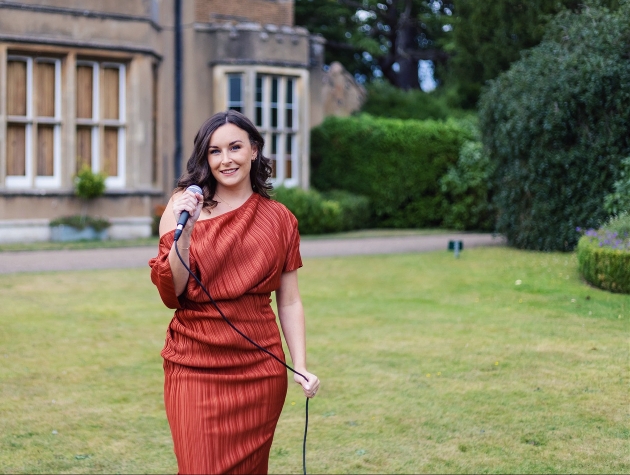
[0, 232, 505, 274]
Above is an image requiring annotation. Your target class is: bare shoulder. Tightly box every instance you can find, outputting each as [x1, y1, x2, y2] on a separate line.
[158, 194, 180, 237]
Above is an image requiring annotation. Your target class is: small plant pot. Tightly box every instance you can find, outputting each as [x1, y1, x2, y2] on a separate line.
[50, 225, 108, 242]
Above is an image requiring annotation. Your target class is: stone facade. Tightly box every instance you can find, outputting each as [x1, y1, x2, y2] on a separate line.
[0, 0, 361, 243]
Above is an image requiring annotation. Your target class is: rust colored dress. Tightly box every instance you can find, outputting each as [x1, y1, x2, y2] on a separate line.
[149, 194, 302, 474]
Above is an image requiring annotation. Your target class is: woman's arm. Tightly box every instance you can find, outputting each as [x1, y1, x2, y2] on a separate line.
[276, 270, 320, 398]
[159, 189, 203, 296]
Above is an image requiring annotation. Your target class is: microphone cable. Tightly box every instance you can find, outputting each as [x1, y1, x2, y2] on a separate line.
[174, 240, 311, 475]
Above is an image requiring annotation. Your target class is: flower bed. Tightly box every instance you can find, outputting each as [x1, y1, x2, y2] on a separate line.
[576, 226, 630, 294]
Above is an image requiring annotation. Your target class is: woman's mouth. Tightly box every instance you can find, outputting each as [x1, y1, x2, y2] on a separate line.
[220, 168, 238, 176]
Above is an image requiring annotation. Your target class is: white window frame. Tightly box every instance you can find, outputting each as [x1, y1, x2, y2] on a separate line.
[6, 56, 62, 189]
[76, 61, 126, 189]
[216, 66, 308, 189]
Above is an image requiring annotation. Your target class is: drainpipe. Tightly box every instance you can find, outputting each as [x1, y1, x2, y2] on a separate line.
[174, 0, 183, 185]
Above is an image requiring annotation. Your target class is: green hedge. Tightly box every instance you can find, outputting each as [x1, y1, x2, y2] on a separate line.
[272, 186, 370, 235]
[311, 114, 473, 228]
[479, 5, 630, 251]
[577, 236, 630, 294]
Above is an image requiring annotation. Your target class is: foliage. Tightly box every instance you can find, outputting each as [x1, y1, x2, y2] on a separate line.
[49, 215, 111, 232]
[295, 0, 454, 88]
[320, 189, 371, 232]
[74, 166, 107, 201]
[449, 0, 588, 108]
[311, 114, 473, 228]
[1, 249, 628, 473]
[577, 231, 630, 293]
[439, 139, 496, 231]
[479, 4, 630, 251]
[361, 81, 455, 120]
[604, 157, 630, 215]
[272, 186, 370, 234]
[601, 212, 630, 240]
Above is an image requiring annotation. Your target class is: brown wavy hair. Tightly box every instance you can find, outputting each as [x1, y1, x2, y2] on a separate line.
[176, 110, 273, 209]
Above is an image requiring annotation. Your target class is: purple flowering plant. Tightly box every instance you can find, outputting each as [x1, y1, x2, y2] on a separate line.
[576, 226, 630, 251]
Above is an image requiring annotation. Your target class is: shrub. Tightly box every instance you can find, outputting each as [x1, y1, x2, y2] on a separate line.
[577, 235, 630, 295]
[273, 187, 370, 235]
[311, 114, 473, 228]
[479, 4, 630, 251]
[361, 81, 455, 121]
[321, 190, 371, 232]
[75, 166, 107, 200]
[604, 157, 630, 216]
[49, 215, 110, 232]
[439, 137, 497, 231]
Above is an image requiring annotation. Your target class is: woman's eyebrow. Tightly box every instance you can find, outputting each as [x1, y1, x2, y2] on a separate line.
[209, 140, 243, 148]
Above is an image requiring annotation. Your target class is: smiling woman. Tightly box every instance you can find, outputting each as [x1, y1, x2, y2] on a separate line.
[149, 110, 320, 474]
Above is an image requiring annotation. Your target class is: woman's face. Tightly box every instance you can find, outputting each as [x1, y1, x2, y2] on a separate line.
[207, 123, 257, 192]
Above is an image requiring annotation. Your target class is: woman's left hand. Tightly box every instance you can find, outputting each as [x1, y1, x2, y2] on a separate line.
[294, 370, 320, 398]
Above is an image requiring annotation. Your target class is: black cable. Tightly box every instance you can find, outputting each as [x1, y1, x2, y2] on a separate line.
[174, 240, 310, 475]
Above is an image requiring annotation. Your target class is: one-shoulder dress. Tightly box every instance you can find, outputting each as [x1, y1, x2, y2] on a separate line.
[149, 193, 302, 474]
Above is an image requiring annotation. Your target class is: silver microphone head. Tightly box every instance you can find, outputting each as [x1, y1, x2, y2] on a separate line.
[187, 184, 203, 195]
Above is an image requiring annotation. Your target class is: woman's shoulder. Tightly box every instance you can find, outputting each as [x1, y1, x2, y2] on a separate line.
[258, 195, 298, 224]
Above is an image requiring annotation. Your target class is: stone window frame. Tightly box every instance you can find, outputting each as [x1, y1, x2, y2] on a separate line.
[213, 65, 310, 189]
[5, 55, 62, 189]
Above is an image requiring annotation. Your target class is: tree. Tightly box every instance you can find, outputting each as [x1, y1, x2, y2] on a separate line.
[295, 0, 454, 89]
[479, 3, 630, 251]
[450, 0, 621, 108]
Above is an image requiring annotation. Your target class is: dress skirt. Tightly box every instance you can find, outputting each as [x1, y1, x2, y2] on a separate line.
[164, 359, 288, 474]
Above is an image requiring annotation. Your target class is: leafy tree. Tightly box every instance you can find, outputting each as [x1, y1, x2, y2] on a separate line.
[450, 0, 621, 108]
[295, 0, 454, 89]
[479, 3, 630, 251]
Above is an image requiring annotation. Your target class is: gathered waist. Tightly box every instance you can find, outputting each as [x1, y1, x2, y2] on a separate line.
[161, 293, 285, 371]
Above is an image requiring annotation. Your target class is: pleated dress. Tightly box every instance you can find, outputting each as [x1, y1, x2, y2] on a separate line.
[149, 193, 302, 474]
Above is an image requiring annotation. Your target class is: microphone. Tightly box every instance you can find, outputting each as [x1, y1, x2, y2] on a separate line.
[174, 184, 203, 241]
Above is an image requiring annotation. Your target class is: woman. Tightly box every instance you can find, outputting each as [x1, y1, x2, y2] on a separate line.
[149, 110, 320, 474]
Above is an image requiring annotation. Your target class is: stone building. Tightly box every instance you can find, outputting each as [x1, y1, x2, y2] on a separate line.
[0, 0, 361, 243]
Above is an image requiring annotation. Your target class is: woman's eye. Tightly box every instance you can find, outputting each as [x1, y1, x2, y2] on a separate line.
[231, 145, 241, 151]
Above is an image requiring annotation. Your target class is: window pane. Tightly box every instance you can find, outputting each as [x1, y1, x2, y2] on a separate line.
[36, 62, 55, 117]
[102, 67, 120, 120]
[255, 76, 263, 127]
[286, 109, 293, 129]
[256, 76, 263, 102]
[270, 133, 278, 179]
[228, 75, 242, 103]
[76, 126, 92, 170]
[285, 134, 293, 179]
[271, 78, 278, 103]
[6, 124, 26, 176]
[103, 127, 118, 176]
[7, 60, 27, 116]
[37, 125, 54, 176]
[286, 78, 294, 104]
[271, 78, 278, 128]
[76, 65, 93, 119]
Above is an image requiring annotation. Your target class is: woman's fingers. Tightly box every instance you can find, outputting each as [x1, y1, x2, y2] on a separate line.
[294, 371, 320, 398]
[173, 191, 203, 224]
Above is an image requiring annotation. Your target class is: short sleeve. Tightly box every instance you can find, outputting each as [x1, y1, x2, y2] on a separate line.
[283, 213, 303, 273]
[148, 232, 183, 309]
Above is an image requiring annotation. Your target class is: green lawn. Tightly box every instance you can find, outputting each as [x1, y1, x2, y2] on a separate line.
[0, 248, 627, 474]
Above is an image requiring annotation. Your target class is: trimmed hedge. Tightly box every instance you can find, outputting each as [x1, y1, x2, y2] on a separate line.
[311, 114, 473, 228]
[479, 5, 630, 251]
[272, 186, 370, 235]
[577, 237, 630, 294]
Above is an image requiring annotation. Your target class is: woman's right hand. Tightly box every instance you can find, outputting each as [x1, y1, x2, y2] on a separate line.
[172, 189, 203, 235]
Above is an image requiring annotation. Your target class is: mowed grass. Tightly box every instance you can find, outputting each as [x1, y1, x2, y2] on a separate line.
[0, 247, 627, 474]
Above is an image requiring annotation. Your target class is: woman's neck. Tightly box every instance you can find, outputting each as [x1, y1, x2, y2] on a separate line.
[214, 183, 254, 207]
